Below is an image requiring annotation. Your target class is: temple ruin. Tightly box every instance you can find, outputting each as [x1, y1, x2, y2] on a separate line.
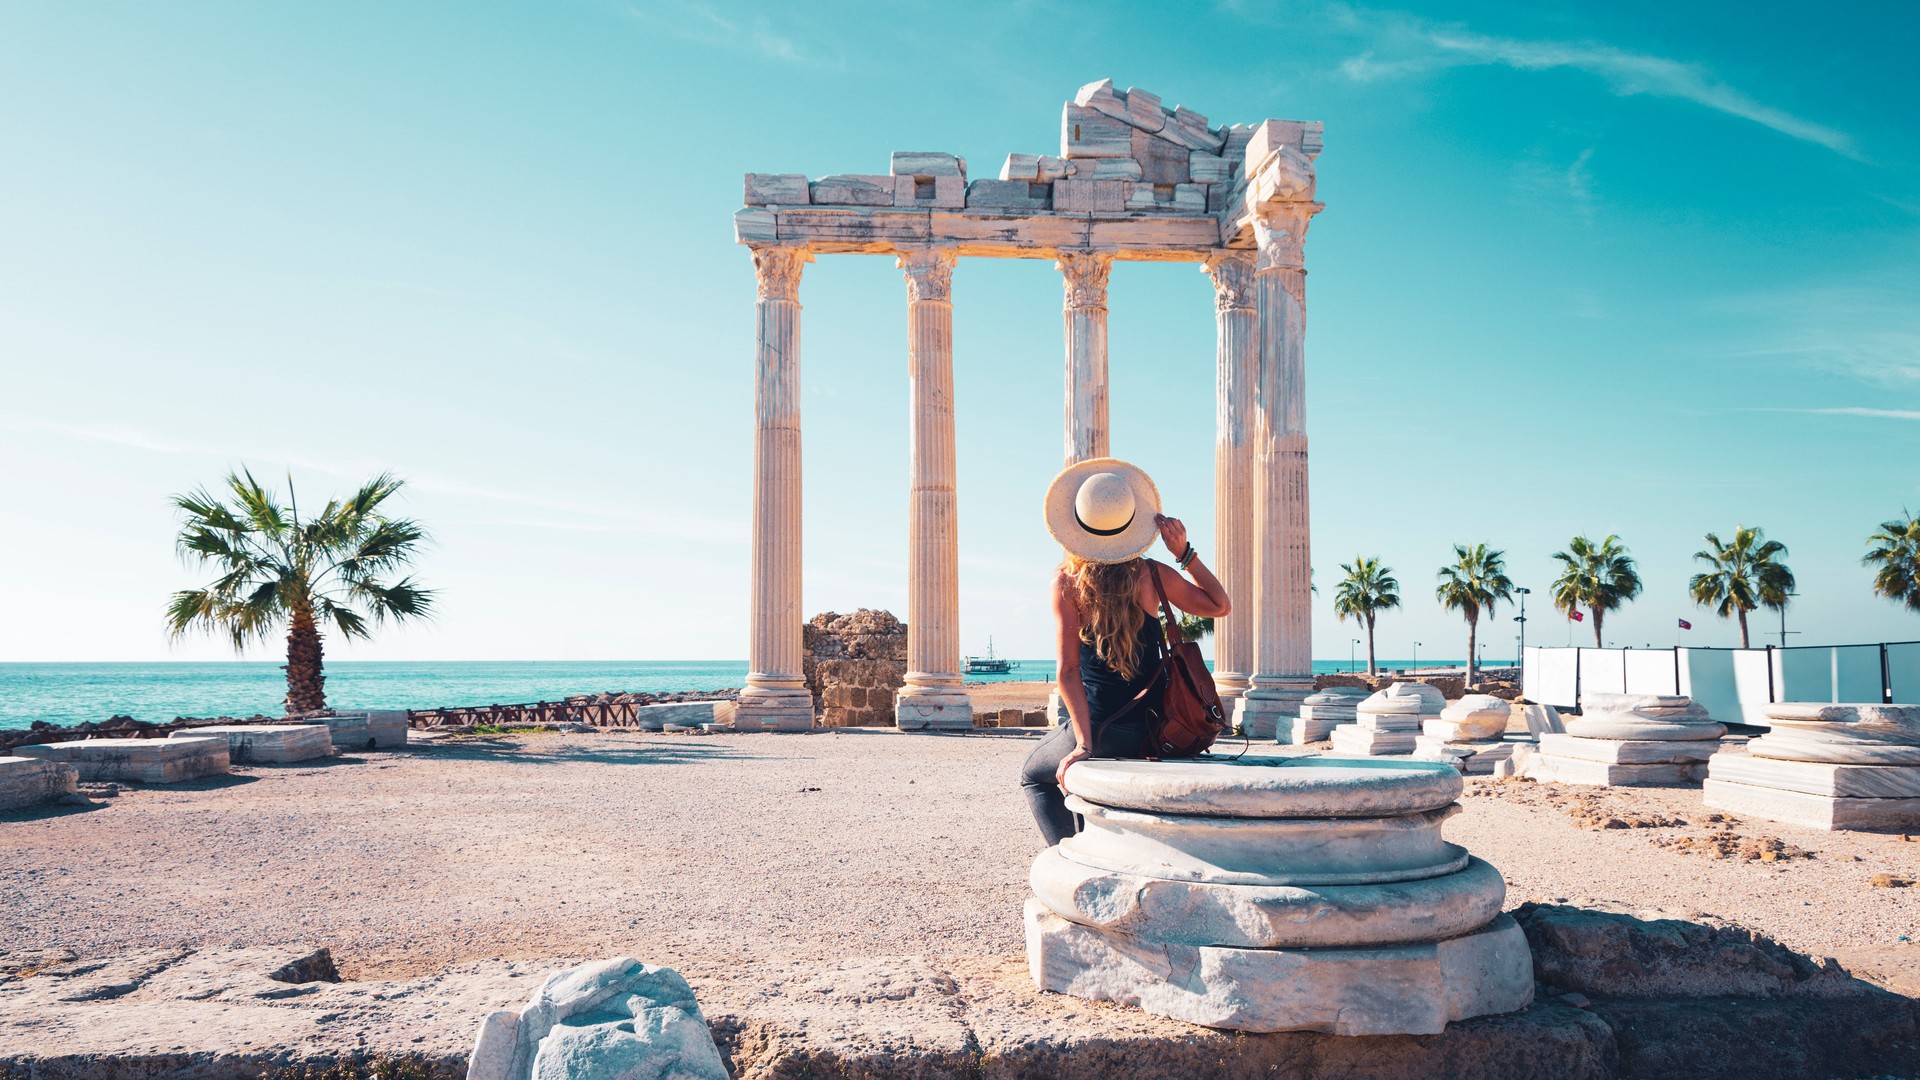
[733, 80, 1323, 733]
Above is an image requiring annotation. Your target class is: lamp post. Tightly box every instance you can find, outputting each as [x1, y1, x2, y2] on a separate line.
[1350, 638, 1361, 673]
[1776, 590, 1799, 649]
[1514, 586, 1530, 664]
[1412, 641, 1421, 670]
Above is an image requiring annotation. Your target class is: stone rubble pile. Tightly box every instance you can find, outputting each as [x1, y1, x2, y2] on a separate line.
[1528, 693, 1724, 786]
[802, 609, 908, 728]
[468, 957, 726, 1080]
[1025, 756, 1533, 1034]
[1415, 694, 1520, 775]
[1283, 686, 1367, 744]
[1704, 703, 1920, 830]
[1329, 682, 1446, 756]
[744, 79, 1320, 222]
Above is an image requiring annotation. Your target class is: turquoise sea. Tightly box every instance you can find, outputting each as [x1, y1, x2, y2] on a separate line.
[0, 659, 1471, 730]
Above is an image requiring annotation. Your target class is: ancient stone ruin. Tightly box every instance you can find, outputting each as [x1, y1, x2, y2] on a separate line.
[1705, 702, 1920, 829]
[1531, 693, 1724, 786]
[735, 80, 1323, 734]
[802, 609, 908, 728]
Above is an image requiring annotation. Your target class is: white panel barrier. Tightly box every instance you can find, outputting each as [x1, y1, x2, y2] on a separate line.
[1578, 648, 1626, 699]
[1525, 643, 1915, 722]
[1525, 647, 1578, 709]
[1624, 649, 1680, 696]
[1732, 650, 1778, 726]
[1836, 645, 1884, 703]
[1890, 643, 1920, 705]
[1776, 647, 1831, 703]
[1680, 648, 1741, 728]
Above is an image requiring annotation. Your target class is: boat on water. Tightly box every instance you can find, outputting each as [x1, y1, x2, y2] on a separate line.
[965, 638, 1016, 675]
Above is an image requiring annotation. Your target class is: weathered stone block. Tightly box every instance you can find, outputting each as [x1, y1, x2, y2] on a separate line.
[892, 173, 965, 209]
[1061, 104, 1133, 158]
[1330, 726, 1417, 756]
[1023, 708, 1049, 727]
[15, 737, 229, 784]
[998, 153, 1039, 181]
[1707, 750, 1920, 798]
[1073, 158, 1142, 181]
[1156, 112, 1227, 153]
[1131, 128, 1190, 185]
[1036, 155, 1072, 181]
[889, 151, 964, 178]
[742, 173, 809, 205]
[808, 174, 895, 206]
[324, 711, 409, 749]
[964, 179, 1051, 210]
[1053, 179, 1125, 213]
[1526, 754, 1702, 787]
[1537, 733, 1715, 764]
[732, 207, 777, 244]
[635, 701, 736, 732]
[466, 956, 726, 1080]
[1189, 152, 1234, 184]
[1245, 119, 1325, 168]
[0, 755, 78, 811]
[1171, 183, 1206, 213]
[1123, 86, 1164, 132]
[1703, 778, 1920, 831]
[169, 725, 333, 764]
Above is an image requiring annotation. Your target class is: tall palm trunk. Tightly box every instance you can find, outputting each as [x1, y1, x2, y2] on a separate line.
[1365, 618, 1378, 677]
[1466, 612, 1478, 685]
[1737, 607, 1750, 649]
[284, 608, 328, 716]
[1592, 610, 1604, 648]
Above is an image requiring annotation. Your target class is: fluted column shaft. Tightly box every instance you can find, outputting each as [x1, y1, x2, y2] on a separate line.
[1237, 204, 1320, 740]
[1205, 250, 1257, 705]
[738, 245, 815, 731]
[1059, 253, 1112, 465]
[897, 248, 971, 730]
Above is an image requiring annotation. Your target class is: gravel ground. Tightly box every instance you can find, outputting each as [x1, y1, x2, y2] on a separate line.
[3, 729, 1918, 985]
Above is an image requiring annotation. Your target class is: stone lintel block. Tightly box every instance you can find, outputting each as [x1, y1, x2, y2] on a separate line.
[169, 725, 334, 764]
[733, 207, 778, 244]
[999, 153, 1040, 181]
[1222, 122, 1256, 160]
[324, 711, 409, 749]
[1245, 119, 1326, 168]
[1123, 86, 1164, 132]
[15, 737, 230, 784]
[0, 755, 79, 811]
[1171, 184, 1206, 213]
[1123, 182, 1165, 211]
[1054, 179, 1125, 213]
[1132, 128, 1190, 185]
[777, 206, 933, 245]
[1707, 751, 1920, 799]
[635, 701, 737, 732]
[892, 173, 965, 209]
[1074, 158, 1143, 181]
[895, 699, 972, 731]
[1156, 113, 1227, 153]
[1025, 901, 1534, 1035]
[1536, 733, 1715, 764]
[809, 174, 896, 207]
[889, 151, 965, 179]
[1330, 726, 1417, 756]
[1062, 104, 1134, 158]
[1189, 152, 1234, 184]
[1031, 847, 1507, 949]
[1526, 754, 1702, 788]
[963, 179, 1053, 210]
[743, 173, 810, 206]
[1702, 779, 1920, 831]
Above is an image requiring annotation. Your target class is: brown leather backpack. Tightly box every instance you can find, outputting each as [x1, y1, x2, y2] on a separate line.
[1144, 563, 1229, 757]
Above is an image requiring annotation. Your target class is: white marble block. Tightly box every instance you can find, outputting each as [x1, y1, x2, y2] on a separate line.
[169, 724, 334, 764]
[892, 173, 965, 208]
[1053, 179, 1125, 212]
[637, 701, 737, 732]
[1522, 703, 1565, 736]
[1123, 86, 1165, 132]
[0, 755, 79, 811]
[1036, 155, 1072, 181]
[15, 737, 229, 784]
[1526, 755, 1702, 787]
[1415, 738, 1517, 775]
[742, 173, 809, 206]
[1331, 726, 1417, 756]
[1072, 78, 1128, 122]
[1702, 779, 1920, 831]
[324, 711, 410, 749]
[1190, 152, 1235, 184]
[1062, 104, 1134, 158]
[1245, 120, 1325, 169]
[964, 179, 1051, 210]
[1707, 750, 1920, 799]
[999, 153, 1040, 181]
[1171, 184, 1207, 213]
[732, 207, 777, 244]
[889, 151, 965, 178]
[1536, 733, 1715, 764]
[1436, 695, 1511, 741]
[808, 174, 895, 206]
[1075, 158, 1143, 181]
[1131, 129, 1190, 185]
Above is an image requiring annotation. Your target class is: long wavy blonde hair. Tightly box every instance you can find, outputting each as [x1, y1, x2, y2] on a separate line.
[1062, 555, 1147, 681]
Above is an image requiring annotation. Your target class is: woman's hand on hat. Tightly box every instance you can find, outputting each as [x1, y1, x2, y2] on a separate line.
[1155, 514, 1187, 557]
[1056, 744, 1091, 789]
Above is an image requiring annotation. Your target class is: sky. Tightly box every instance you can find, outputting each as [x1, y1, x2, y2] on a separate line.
[2, 0, 1917, 666]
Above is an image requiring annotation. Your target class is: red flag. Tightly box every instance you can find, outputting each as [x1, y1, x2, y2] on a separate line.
[1569, 610, 1585, 622]
[1678, 618, 1692, 630]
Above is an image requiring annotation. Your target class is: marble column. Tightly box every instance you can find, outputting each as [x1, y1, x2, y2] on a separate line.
[1236, 203, 1320, 742]
[736, 244, 816, 732]
[896, 248, 972, 730]
[1058, 252, 1113, 465]
[1204, 250, 1257, 709]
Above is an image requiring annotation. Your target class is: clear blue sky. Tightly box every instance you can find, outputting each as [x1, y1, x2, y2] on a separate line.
[3, 1, 1916, 665]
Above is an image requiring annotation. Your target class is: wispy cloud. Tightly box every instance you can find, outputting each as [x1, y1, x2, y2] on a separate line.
[1712, 284, 1920, 385]
[620, 0, 841, 69]
[1515, 146, 1598, 223]
[1760, 407, 1920, 422]
[1338, 15, 1858, 158]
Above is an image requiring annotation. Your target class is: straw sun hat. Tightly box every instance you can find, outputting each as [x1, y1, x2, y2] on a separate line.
[1043, 457, 1161, 563]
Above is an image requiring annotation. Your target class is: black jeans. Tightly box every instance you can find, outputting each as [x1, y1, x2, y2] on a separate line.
[1020, 719, 1149, 847]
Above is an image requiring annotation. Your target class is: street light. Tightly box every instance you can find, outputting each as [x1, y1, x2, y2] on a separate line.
[1514, 587, 1531, 663]
[1412, 641, 1421, 669]
[1350, 638, 1361, 673]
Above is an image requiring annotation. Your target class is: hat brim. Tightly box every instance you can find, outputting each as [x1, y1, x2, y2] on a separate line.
[1044, 457, 1162, 563]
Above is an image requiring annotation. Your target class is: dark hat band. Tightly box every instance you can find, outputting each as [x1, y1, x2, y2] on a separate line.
[1074, 505, 1135, 537]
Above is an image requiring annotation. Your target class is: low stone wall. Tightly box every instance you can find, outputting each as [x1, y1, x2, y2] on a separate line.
[803, 609, 907, 728]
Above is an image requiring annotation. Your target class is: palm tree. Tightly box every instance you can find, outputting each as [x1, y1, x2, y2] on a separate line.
[1550, 534, 1642, 647]
[1333, 556, 1400, 676]
[1434, 544, 1512, 685]
[1689, 526, 1794, 647]
[1864, 511, 1920, 612]
[167, 470, 435, 715]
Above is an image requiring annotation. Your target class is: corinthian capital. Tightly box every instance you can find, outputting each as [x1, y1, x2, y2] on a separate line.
[898, 247, 957, 304]
[1202, 250, 1256, 313]
[1252, 203, 1320, 272]
[1057, 251, 1112, 311]
[751, 244, 813, 302]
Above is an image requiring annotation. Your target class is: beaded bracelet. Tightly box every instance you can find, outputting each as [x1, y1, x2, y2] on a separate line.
[1178, 543, 1197, 569]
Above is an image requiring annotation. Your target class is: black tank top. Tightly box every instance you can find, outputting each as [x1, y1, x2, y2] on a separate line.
[1081, 614, 1166, 754]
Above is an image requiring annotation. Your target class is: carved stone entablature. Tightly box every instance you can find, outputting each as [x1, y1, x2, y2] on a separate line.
[751, 244, 813, 302]
[1058, 251, 1113, 310]
[898, 247, 958, 304]
[1252, 203, 1321, 273]
[1203, 249, 1256, 312]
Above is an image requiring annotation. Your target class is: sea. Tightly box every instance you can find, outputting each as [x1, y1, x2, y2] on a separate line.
[0, 659, 1469, 730]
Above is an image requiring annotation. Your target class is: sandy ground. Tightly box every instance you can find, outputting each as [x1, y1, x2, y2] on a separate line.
[4, 729, 1918, 987]
[964, 679, 1054, 713]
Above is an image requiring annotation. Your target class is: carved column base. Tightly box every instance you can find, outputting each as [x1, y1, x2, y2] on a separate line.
[896, 678, 973, 731]
[736, 677, 814, 732]
[1213, 670, 1252, 707]
[1233, 680, 1314, 742]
